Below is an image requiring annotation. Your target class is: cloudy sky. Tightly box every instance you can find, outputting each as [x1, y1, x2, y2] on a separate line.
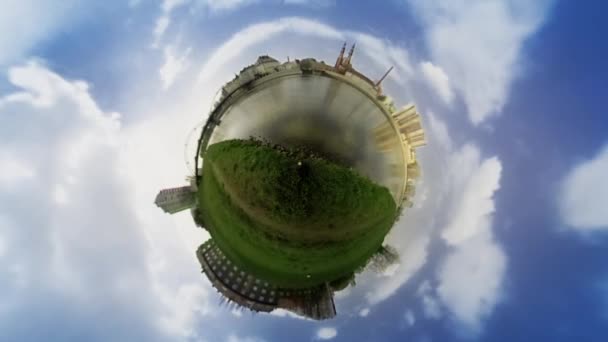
[0, 0, 607, 341]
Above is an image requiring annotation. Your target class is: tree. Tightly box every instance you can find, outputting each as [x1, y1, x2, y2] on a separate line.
[368, 245, 400, 273]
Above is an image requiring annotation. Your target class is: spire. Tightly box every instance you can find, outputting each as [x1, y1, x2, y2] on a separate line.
[348, 43, 356, 58]
[344, 43, 356, 65]
[375, 66, 393, 87]
[334, 42, 346, 68]
[374, 66, 393, 95]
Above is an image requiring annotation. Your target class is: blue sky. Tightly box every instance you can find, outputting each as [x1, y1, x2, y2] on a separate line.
[0, 0, 607, 341]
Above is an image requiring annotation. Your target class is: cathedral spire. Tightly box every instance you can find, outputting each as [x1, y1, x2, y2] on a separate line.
[334, 42, 346, 68]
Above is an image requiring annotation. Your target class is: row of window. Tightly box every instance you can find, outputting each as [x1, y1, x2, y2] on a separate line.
[203, 245, 277, 303]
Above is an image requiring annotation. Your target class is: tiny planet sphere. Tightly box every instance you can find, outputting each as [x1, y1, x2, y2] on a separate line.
[155, 44, 426, 320]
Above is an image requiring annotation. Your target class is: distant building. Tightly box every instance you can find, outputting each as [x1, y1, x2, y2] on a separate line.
[154, 186, 195, 214]
[373, 102, 425, 203]
[407, 162, 421, 180]
[403, 183, 416, 198]
[197, 240, 336, 320]
[392, 104, 426, 149]
[277, 283, 336, 320]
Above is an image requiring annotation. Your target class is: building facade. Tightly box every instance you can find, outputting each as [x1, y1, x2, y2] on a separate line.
[197, 240, 336, 320]
[154, 186, 196, 214]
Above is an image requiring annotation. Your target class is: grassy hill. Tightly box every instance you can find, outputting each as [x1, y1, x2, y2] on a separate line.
[198, 139, 397, 288]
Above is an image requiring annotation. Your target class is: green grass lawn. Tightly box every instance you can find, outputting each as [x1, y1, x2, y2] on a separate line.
[198, 139, 397, 288]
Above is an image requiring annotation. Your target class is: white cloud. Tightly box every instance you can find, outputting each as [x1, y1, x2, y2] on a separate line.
[349, 106, 505, 335]
[334, 286, 351, 300]
[316, 327, 337, 340]
[197, 17, 342, 85]
[433, 144, 506, 330]
[153, 0, 260, 47]
[422, 292, 442, 319]
[408, 0, 550, 124]
[154, 16, 171, 44]
[163, 0, 190, 12]
[269, 308, 312, 320]
[0, 61, 211, 340]
[359, 307, 370, 317]
[153, 0, 190, 46]
[348, 32, 413, 85]
[0, 153, 35, 186]
[53, 184, 69, 205]
[442, 149, 502, 245]
[0, 1, 80, 66]
[0, 61, 158, 339]
[365, 234, 430, 305]
[160, 45, 193, 89]
[419, 61, 453, 104]
[426, 111, 452, 150]
[205, 0, 258, 12]
[437, 229, 506, 329]
[363, 112, 505, 331]
[404, 309, 416, 327]
[417, 281, 442, 319]
[158, 283, 209, 338]
[197, 17, 413, 88]
[559, 144, 608, 231]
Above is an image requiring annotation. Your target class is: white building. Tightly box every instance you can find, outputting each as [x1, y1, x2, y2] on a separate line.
[154, 186, 195, 214]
